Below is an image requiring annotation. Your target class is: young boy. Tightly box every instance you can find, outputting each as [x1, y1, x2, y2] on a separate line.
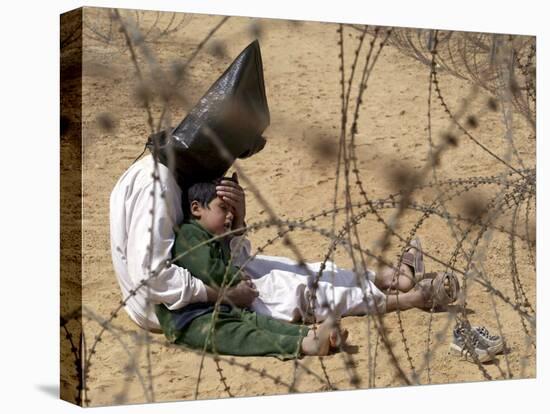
[154, 177, 348, 358]
[158, 175, 458, 359]
[175, 177, 452, 325]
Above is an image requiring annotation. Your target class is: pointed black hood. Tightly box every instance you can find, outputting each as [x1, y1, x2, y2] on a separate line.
[147, 40, 270, 186]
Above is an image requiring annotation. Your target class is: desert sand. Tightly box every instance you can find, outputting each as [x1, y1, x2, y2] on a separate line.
[60, 8, 536, 406]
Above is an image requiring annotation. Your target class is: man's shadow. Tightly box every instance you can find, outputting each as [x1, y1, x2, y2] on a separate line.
[422, 304, 475, 315]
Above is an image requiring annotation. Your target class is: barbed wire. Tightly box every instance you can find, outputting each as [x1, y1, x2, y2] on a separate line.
[369, 27, 536, 128]
[61, 9, 536, 407]
[84, 8, 191, 46]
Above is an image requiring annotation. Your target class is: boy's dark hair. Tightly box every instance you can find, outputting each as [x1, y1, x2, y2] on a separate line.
[183, 176, 237, 220]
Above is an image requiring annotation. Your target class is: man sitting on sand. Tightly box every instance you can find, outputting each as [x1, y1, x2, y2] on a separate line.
[110, 40, 459, 359]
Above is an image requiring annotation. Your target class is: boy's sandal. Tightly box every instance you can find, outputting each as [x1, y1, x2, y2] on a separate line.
[401, 236, 425, 283]
[416, 272, 460, 309]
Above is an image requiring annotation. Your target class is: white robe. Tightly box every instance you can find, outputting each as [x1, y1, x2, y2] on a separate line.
[109, 155, 386, 331]
[229, 237, 386, 322]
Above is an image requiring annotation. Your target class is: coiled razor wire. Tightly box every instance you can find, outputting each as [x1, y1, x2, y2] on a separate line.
[60, 11, 536, 406]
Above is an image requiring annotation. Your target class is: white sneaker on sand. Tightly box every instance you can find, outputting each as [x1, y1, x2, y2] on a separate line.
[472, 325, 504, 355]
[450, 324, 495, 363]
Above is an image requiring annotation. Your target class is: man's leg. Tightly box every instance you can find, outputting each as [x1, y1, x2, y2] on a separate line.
[384, 287, 426, 312]
[374, 263, 415, 293]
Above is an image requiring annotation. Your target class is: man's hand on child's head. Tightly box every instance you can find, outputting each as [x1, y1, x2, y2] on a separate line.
[216, 174, 246, 231]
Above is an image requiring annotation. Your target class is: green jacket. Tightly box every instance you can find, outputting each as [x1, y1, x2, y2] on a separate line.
[172, 219, 243, 288]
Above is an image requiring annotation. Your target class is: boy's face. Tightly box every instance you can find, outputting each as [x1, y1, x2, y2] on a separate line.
[192, 197, 234, 236]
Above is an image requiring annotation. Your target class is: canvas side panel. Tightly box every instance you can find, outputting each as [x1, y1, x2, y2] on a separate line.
[60, 7, 84, 407]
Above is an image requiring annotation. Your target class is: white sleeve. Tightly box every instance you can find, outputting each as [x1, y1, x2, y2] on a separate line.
[228, 235, 252, 268]
[125, 176, 208, 310]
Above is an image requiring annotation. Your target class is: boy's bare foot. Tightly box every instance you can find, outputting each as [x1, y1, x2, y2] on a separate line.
[329, 328, 349, 350]
[301, 317, 348, 356]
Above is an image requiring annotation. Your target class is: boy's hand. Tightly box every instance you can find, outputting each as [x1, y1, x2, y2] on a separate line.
[223, 280, 258, 308]
[240, 271, 252, 281]
[216, 173, 246, 232]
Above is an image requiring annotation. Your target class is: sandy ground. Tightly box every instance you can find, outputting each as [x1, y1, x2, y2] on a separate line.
[61, 8, 536, 406]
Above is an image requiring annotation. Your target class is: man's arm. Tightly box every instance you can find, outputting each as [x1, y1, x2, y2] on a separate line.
[215, 175, 253, 268]
[216, 174, 246, 232]
[120, 167, 257, 309]
[122, 174, 209, 311]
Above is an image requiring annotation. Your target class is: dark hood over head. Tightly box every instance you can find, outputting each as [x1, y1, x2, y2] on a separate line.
[147, 40, 270, 186]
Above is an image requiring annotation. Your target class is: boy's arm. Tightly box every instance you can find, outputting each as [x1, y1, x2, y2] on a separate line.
[173, 226, 244, 287]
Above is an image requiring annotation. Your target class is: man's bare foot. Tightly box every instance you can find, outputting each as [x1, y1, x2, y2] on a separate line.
[412, 272, 460, 310]
[411, 282, 433, 308]
[379, 253, 416, 294]
[385, 273, 459, 313]
[375, 239, 425, 295]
